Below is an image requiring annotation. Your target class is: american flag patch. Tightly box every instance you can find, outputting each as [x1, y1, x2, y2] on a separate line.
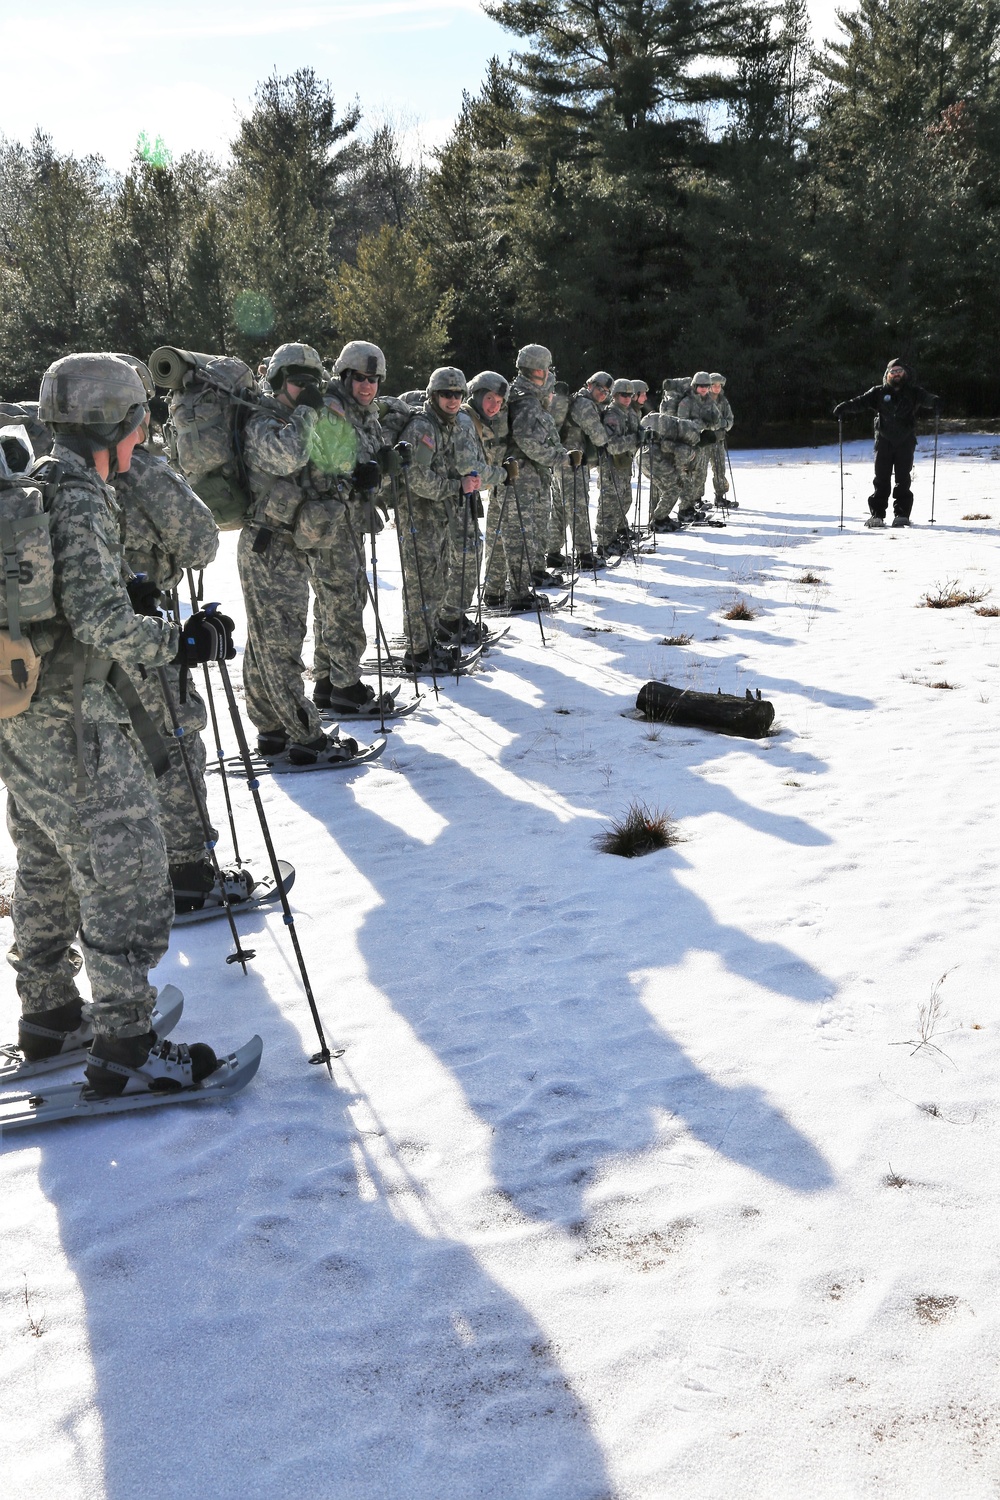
[420, 433, 435, 448]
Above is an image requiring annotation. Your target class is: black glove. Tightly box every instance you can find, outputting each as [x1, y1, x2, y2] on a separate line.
[699, 428, 717, 446]
[127, 575, 162, 617]
[377, 445, 402, 477]
[174, 609, 237, 666]
[395, 440, 413, 469]
[295, 384, 324, 410]
[833, 402, 848, 418]
[353, 460, 382, 493]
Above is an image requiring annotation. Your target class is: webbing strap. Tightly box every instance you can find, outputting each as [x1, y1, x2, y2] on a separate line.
[107, 665, 171, 779]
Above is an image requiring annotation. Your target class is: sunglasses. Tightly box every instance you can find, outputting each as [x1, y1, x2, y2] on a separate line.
[349, 371, 380, 385]
[437, 390, 464, 400]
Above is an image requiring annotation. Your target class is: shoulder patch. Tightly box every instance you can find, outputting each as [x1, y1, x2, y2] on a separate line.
[420, 432, 435, 449]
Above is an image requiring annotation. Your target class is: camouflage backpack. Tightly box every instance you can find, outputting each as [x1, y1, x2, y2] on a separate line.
[149, 347, 259, 530]
[0, 425, 57, 717]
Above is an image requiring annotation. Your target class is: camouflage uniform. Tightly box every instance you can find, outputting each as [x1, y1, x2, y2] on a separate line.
[644, 414, 702, 523]
[397, 397, 494, 651]
[501, 374, 568, 595]
[677, 383, 723, 515]
[467, 403, 510, 598]
[113, 444, 219, 866]
[595, 395, 637, 547]
[237, 396, 325, 741]
[1, 444, 179, 1037]
[309, 378, 385, 694]
[552, 387, 608, 557]
[708, 377, 734, 500]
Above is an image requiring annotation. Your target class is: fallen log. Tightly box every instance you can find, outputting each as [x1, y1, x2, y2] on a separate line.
[636, 681, 775, 738]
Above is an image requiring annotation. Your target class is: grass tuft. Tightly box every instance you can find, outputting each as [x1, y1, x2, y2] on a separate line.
[796, 572, 824, 585]
[722, 596, 759, 621]
[660, 633, 693, 646]
[929, 681, 955, 690]
[921, 579, 991, 609]
[594, 801, 682, 858]
[962, 513, 992, 521]
[975, 605, 1000, 617]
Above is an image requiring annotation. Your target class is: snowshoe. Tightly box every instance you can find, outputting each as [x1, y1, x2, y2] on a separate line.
[16, 998, 92, 1064]
[170, 859, 256, 916]
[1, 987, 184, 1084]
[324, 680, 398, 717]
[652, 516, 681, 533]
[287, 731, 360, 766]
[172, 862, 295, 927]
[891, 515, 911, 528]
[576, 551, 607, 570]
[85, 1029, 220, 1097]
[865, 514, 886, 529]
[531, 568, 565, 588]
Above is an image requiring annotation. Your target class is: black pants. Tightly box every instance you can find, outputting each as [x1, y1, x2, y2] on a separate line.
[869, 434, 917, 518]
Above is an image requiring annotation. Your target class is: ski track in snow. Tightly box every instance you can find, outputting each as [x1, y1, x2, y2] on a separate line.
[3, 434, 1000, 1498]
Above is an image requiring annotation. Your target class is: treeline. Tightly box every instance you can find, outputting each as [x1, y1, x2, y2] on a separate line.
[3, 0, 1000, 433]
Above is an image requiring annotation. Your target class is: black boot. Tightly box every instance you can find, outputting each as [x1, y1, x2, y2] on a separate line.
[18, 999, 91, 1062]
[326, 680, 375, 710]
[86, 1030, 219, 1097]
[546, 550, 566, 569]
[287, 732, 359, 766]
[257, 729, 287, 757]
[483, 591, 507, 608]
[312, 676, 333, 709]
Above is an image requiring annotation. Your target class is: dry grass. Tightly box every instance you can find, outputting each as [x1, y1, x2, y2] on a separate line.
[796, 572, 824, 585]
[594, 801, 682, 858]
[660, 633, 693, 646]
[921, 579, 991, 609]
[929, 681, 956, 690]
[975, 605, 1000, 617]
[962, 513, 992, 521]
[914, 1294, 958, 1325]
[722, 596, 759, 621]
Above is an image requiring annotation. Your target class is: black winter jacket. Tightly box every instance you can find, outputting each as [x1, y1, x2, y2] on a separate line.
[838, 364, 938, 444]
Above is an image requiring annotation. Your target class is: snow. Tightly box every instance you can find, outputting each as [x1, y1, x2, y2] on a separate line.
[3, 433, 1000, 1498]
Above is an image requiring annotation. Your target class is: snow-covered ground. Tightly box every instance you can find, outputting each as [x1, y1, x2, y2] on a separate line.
[3, 433, 1000, 1499]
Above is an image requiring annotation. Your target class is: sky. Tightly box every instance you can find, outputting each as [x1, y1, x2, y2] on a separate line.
[0, 1, 849, 171]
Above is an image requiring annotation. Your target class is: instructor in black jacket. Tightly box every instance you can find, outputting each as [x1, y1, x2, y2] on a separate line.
[834, 360, 940, 528]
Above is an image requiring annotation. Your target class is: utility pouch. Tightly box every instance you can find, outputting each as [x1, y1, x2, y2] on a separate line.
[0, 629, 40, 717]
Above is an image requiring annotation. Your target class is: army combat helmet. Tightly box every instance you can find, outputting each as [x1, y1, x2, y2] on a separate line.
[468, 371, 509, 401]
[610, 378, 633, 398]
[265, 342, 325, 390]
[692, 370, 713, 389]
[39, 353, 150, 450]
[708, 372, 726, 387]
[426, 366, 468, 397]
[333, 341, 387, 384]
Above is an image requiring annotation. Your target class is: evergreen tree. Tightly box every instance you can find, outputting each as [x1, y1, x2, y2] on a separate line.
[329, 225, 454, 390]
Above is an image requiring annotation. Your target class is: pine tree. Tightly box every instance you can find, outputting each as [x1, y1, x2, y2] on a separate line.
[329, 225, 454, 390]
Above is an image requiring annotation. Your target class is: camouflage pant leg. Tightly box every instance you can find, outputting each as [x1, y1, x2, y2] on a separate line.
[596, 458, 633, 544]
[0, 715, 171, 1036]
[650, 451, 683, 520]
[441, 498, 484, 618]
[237, 524, 321, 742]
[680, 449, 712, 510]
[499, 475, 544, 594]
[309, 514, 368, 689]
[547, 466, 594, 555]
[131, 662, 215, 866]
[711, 441, 729, 496]
[482, 490, 510, 595]
[397, 494, 448, 653]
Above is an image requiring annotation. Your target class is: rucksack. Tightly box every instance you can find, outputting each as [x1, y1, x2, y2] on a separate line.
[0, 428, 56, 717]
[149, 347, 259, 530]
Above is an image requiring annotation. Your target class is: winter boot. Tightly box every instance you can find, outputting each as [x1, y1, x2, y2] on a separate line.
[257, 729, 288, 757]
[312, 676, 333, 709]
[287, 732, 359, 766]
[85, 1029, 219, 1097]
[576, 551, 606, 569]
[17, 999, 92, 1063]
[483, 591, 507, 609]
[865, 514, 886, 529]
[531, 568, 564, 587]
[546, 550, 567, 569]
[891, 515, 911, 528]
[653, 515, 681, 532]
[170, 859, 256, 914]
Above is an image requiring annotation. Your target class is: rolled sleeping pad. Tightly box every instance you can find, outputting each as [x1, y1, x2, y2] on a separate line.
[148, 346, 198, 392]
[636, 681, 775, 738]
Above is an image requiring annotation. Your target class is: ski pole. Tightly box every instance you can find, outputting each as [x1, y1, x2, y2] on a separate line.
[387, 473, 421, 699]
[480, 481, 512, 611]
[341, 503, 392, 736]
[211, 630, 339, 1074]
[639, 431, 655, 551]
[507, 463, 546, 646]
[179, 576, 244, 864]
[569, 451, 583, 615]
[725, 439, 738, 508]
[395, 444, 440, 701]
[604, 453, 639, 566]
[453, 480, 472, 683]
[155, 664, 256, 973]
[838, 420, 845, 531]
[930, 408, 939, 524]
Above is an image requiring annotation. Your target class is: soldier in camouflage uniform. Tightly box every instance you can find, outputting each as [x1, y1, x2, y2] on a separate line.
[462, 371, 511, 612]
[644, 411, 703, 530]
[1, 353, 228, 1095]
[104, 355, 242, 914]
[398, 368, 503, 661]
[631, 380, 650, 418]
[708, 373, 735, 507]
[310, 341, 395, 718]
[676, 373, 723, 523]
[501, 345, 570, 606]
[549, 372, 612, 571]
[237, 342, 360, 764]
[539, 380, 571, 583]
[595, 379, 638, 551]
